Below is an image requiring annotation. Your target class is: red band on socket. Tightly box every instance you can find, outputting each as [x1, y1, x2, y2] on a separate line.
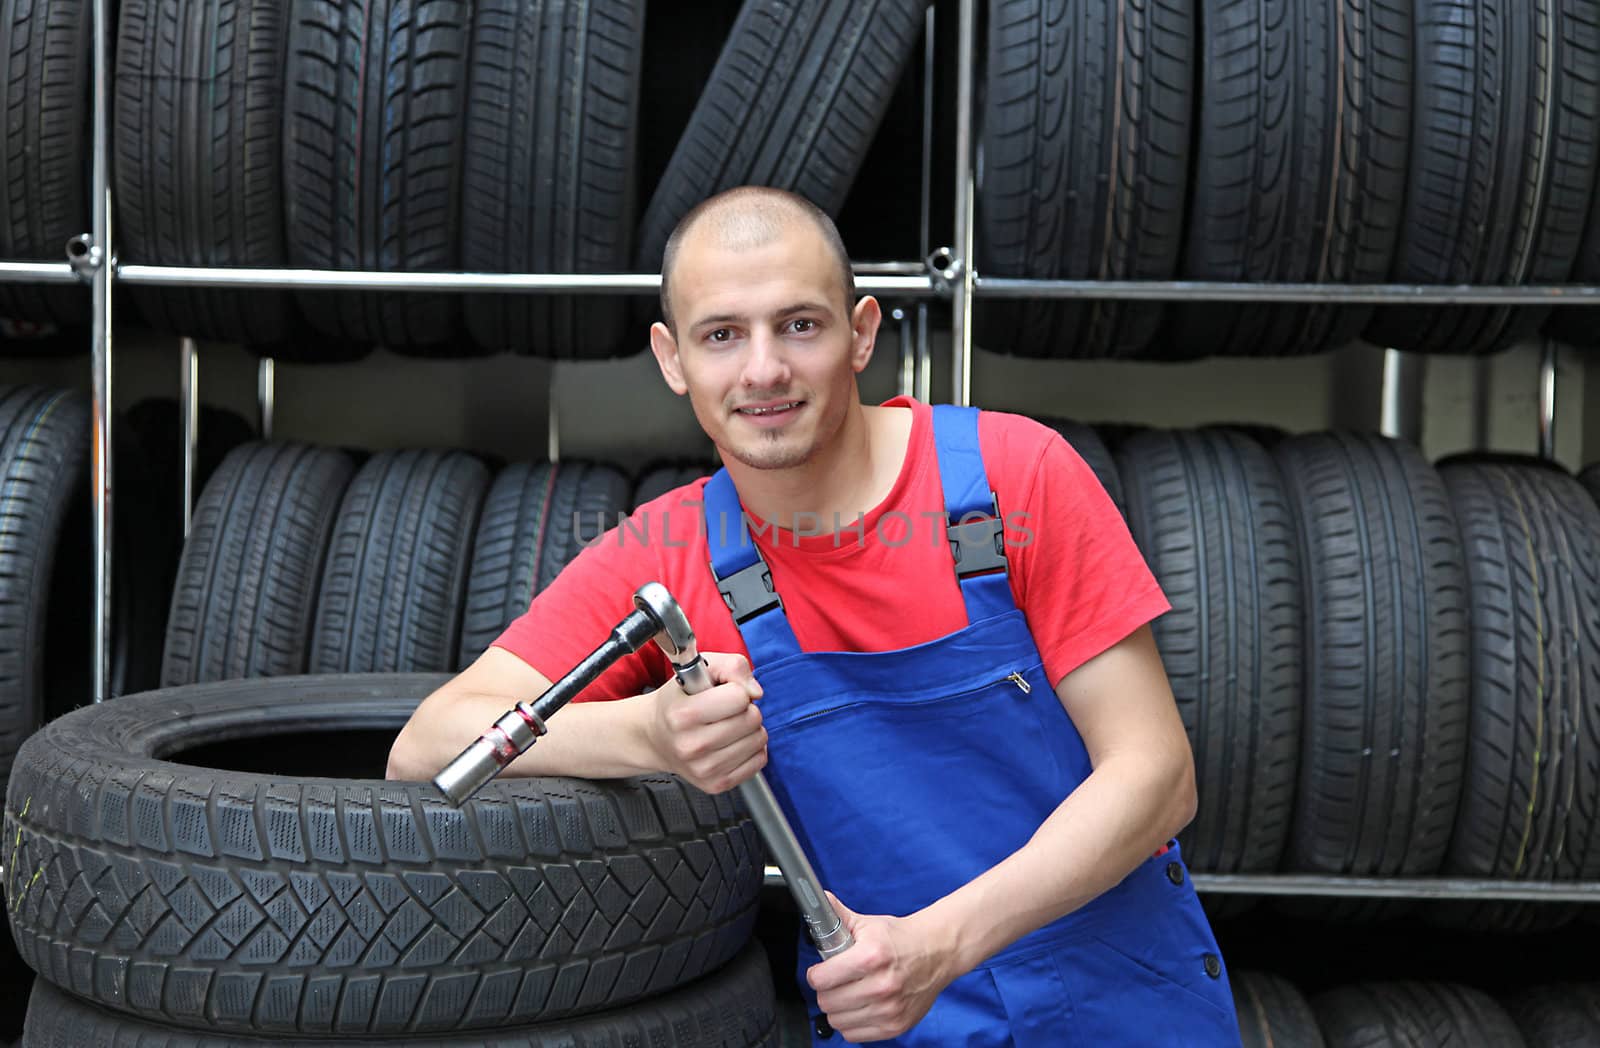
[489, 726, 517, 764]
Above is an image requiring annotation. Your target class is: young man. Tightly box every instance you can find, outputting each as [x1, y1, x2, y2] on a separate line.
[388, 187, 1241, 1045]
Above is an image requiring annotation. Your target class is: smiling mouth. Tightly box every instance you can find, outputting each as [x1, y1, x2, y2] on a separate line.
[737, 401, 803, 416]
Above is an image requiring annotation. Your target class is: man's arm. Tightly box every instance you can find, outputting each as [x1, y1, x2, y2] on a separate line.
[806, 624, 1195, 1042]
[386, 648, 658, 781]
[386, 647, 770, 790]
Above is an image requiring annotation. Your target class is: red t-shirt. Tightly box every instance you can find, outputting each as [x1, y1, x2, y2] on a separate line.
[493, 397, 1169, 697]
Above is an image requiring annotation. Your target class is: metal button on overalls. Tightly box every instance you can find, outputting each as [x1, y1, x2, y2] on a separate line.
[703, 405, 1242, 1047]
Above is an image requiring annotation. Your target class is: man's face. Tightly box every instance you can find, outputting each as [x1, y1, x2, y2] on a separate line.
[650, 221, 877, 471]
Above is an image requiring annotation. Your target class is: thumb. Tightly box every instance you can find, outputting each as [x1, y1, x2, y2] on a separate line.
[823, 890, 860, 930]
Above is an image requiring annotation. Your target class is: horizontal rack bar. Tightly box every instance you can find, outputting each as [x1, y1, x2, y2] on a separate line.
[114, 264, 940, 297]
[762, 867, 1600, 902]
[0, 261, 81, 285]
[10, 260, 1600, 306]
[975, 277, 1600, 304]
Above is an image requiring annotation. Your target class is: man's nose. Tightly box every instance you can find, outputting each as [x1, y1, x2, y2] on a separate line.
[740, 330, 790, 387]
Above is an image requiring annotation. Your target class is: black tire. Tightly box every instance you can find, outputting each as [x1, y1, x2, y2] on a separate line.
[1366, 0, 1600, 355]
[458, 461, 633, 666]
[97, 426, 176, 701]
[1038, 418, 1126, 518]
[310, 449, 490, 673]
[121, 397, 258, 556]
[160, 443, 356, 686]
[3, 675, 763, 1036]
[0, 0, 91, 326]
[633, 0, 928, 275]
[1167, 0, 1410, 360]
[1119, 429, 1302, 876]
[1546, 161, 1600, 347]
[1273, 434, 1471, 886]
[284, 0, 470, 349]
[0, 387, 89, 786]
[1580, 463, 1600, 508]
[1232, 970, 1326, 1048]
[1433, 461, 1600, 932]
[1503, 983, 1600, 1047]
[18, 945, 777, 1047]
[1313, 981, 1528, 1047]
[632, 463, 714, 511]
[974, 0, 1193, 360]
[461, 0, 645, 359]
[113, 0, 295, 344]
[0, 394, 169, 725]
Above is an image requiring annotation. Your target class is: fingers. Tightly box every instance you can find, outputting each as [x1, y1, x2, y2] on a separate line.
[669, 681, 760, 728]
[701, 651, 762, 700]
[651, 652, 768, 793]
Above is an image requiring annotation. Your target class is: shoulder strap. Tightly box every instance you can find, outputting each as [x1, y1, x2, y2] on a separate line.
[931, 404, 1016, 623]
[702, 469, 802, 662]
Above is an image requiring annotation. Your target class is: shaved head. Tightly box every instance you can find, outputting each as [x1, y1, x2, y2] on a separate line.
[659, 187, 855, 333]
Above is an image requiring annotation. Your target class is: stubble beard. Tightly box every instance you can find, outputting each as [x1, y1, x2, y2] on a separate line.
[722, 429, 813, 471]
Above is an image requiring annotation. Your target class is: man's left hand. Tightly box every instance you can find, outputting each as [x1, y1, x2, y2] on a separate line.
[805, 892, 956, 1043]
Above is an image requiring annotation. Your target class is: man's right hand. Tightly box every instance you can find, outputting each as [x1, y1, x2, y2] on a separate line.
[644, 651, 768, 794]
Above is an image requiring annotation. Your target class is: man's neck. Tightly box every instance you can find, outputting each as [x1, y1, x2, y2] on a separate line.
[724, 403, 912, 536]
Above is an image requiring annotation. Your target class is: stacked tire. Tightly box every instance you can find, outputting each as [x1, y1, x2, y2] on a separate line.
[161, 445, 633, 685]
[1230, 968, 1600, 1047]
[977, 0, 1600, 359]
[99, 0, 929, 359]
[1049, 418, 1600, 933]
[5, 676, 774, 1044]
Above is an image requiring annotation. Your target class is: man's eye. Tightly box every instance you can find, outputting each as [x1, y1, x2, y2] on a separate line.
[709, 328, 731, 343]
[790, 318, 815, 333]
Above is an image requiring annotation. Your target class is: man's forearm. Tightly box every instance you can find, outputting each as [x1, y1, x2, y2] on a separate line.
[387, 689, 662, 782]
[915, 750, 1195, 977]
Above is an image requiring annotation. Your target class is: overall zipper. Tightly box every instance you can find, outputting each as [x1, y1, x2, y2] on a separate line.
[783, 670, 1038, 729]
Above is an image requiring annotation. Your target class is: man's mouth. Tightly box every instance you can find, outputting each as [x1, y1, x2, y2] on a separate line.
[737, 401, 803, 416]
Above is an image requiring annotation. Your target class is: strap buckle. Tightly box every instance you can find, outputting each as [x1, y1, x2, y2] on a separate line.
[948, 494, 1008, 578]
[715, 560, 783, 623]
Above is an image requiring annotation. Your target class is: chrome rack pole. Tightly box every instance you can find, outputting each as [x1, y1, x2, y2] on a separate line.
[257, 357, 275, 440]
[1379, 348, 1423, 447]
[951, 0, 977, 407]
[548, 382, 560, 463]
[181, 338, 198, 536]
[917, 2, 935, 403]
[89, 0, 115, 704]
[894, 307, 912, 396]
[1537, 337, 1557, 461]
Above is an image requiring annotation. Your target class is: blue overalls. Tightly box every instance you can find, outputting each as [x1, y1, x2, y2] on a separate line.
[701, 405, 1242, 1046]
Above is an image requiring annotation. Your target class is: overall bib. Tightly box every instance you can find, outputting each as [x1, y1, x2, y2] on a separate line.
[702, 405, 1242, 1047]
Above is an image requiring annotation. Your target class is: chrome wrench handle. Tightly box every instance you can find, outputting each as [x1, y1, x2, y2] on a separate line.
[672, 655, 854, 958]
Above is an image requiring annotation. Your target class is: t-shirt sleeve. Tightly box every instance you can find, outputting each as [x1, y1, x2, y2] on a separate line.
[490, 510, 670, 701]
[996, 421, 1171, 688]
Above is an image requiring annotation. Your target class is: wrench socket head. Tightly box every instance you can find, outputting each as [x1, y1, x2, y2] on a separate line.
[634, 582, 698, 662]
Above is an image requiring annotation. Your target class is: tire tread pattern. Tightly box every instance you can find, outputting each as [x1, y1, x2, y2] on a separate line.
[311, 449, 490, 673]
[634, 0, 926, 272]
[458, 461, 632, 667]
[160, 442, 356, 686]
[114, 0, 294, 343]
[462, 0, 645, 358]
[0, 0, 91, 324]
[1120, 429, 1301, 874]
[1273, 434, 1470, 882]
[976, 0, 1194, 359]
[3, 677, 764, 1036]
[1436, 462, 1600, 931]
[284, 0, 469, 347]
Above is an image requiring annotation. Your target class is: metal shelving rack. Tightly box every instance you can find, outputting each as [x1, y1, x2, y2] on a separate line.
[0, 0, 1596, 902]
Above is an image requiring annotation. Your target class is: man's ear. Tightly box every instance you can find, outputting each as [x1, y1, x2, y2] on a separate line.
[850, 297, 882, 374]
[650, 321, 688, 395]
